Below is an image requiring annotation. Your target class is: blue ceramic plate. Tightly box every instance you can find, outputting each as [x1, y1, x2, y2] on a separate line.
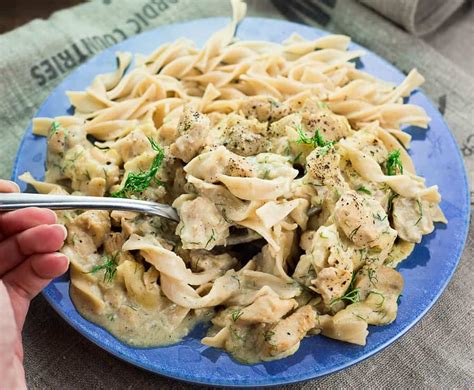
[11, 17, 470, 387]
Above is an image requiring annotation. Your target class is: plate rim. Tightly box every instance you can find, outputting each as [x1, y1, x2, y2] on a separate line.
[11, 16, 471, 387]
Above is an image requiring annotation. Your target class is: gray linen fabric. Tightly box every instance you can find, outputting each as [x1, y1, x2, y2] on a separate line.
[360, 0, 465, 35]
[0, 0, 472, 388]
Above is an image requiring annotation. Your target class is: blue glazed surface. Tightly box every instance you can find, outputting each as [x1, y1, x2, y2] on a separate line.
[11, 17, 470, 387]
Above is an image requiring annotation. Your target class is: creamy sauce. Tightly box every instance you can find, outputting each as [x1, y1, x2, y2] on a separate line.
[205, 323, 269, 364]
[71, 285, 213, 347]
[384, 239, 415, 268]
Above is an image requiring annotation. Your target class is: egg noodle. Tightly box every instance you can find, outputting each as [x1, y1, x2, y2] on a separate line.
[21, 0, 446, 363]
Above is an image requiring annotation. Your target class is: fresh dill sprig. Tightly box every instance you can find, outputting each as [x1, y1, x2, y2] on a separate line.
[229, 326, 243, 340]
[414, 199, 423, 225]
[292, 151, 303, 164]
[87, 253, 118, 283]
[231, 274, 241, 289]
[358, 248, 367, 263]
[349, 225, 361, 241]
[111, 137, 165, 198]
[357, 185, 372, 195]
[367, 268, 378, 286]
[269, 98, 279, 107]
[106, 313, 116, 322]
[331, 287, 361, 306]
[262, 168, 270, 179]
[387, 191, 399, 213]
[373, 212, 387, 222]
[386, 150, 403, 176]
[205, 228, 217, 249]
[397, 294, 403, 305]
[295, 125, 334, 152]
[368, 290, 385, 308]
[231, 309, 243, 322]
[264, 330, 275, 342]
[49, 121, 61, 138]
[353, 313, 366, 321]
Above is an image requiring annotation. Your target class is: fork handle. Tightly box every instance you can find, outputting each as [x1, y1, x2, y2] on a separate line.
[0, 193, 179, 222]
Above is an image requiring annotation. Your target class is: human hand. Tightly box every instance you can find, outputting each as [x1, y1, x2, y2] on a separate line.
[0, 180, 69, 389]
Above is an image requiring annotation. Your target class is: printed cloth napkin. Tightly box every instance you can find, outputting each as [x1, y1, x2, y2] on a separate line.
[0, 0, 472, 388]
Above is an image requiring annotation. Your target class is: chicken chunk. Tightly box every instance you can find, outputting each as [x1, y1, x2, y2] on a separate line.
[66, 211, 111, 257]
[318, 310, 369, 345]
[301, 110, 351, 142]
[73, 210, 111, 247]
[103, 232, 126, 255]
[315, 264, 403, 345]
[47, 126, 67, 154]
[313, 267, 352, 305]
[50, 144, 120, 195]
[170, 106, 210, 162]
[347, 264, 404, 325]
[306, 146, 341, 184]
[344, 130, 389, 164]
[189, 251, 238, 274]
[239, 293, 297, 324]
[392, 197, 434, 243]
[240, 97, 291, 123]
[261, 305, 316, 357]
[175, 196, 230, 250]
[111, 128, 152, 162]
[210, 113, 268, 156]
[334, 191, 396, 255]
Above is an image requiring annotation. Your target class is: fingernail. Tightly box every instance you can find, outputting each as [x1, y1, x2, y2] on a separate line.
[52, 224, 68, 240]
[0, 180, 20, 193]
[45, 209, 58, 223]
[54, 253, 70, 267]
[10, 181, 20, 192]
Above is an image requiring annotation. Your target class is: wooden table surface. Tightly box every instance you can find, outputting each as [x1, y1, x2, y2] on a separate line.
[0, 0, 85, 33]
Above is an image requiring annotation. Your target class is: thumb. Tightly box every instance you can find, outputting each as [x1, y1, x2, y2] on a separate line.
[0, 281, 26, 390]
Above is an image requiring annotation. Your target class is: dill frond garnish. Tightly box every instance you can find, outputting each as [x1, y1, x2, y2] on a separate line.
[331, 287, 361, 306]
[349, 225, 361, 241]
[229, 326, 243, 340]
[269, 98, 279, 107]
[397, 294, 403, 305]
[49, 121, 61, 138]
[386, 150, 403, 176]
[357, 185, 372, 195]
[111, 137, 165, 198]
[231, 274, 241, 289]
[87, 252, 118, 283]
[295, 124, 334, 152]
[292, 151, 303, 164]
[264, 330, 275, 342]
[205, 228, 217, 249]
[106, 313, 116, 322]
[262, 168, 270, 179]
[368, 290, 385, 308]
[414, 199, 423, 225]
[353, 313, 366, 321]
[231, 309, 243, 322]
[387, 191, 399, 213]
[367, 268, 378, 286]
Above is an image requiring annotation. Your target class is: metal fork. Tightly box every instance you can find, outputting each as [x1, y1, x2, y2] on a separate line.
[0, 193, 179, 222]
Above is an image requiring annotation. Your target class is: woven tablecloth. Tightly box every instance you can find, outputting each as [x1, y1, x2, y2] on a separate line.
[0, 0, 472, 388]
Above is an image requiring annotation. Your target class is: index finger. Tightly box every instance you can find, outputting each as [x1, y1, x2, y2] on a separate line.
[0, 180, 21, 241]
[0, 180, 20, 193]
